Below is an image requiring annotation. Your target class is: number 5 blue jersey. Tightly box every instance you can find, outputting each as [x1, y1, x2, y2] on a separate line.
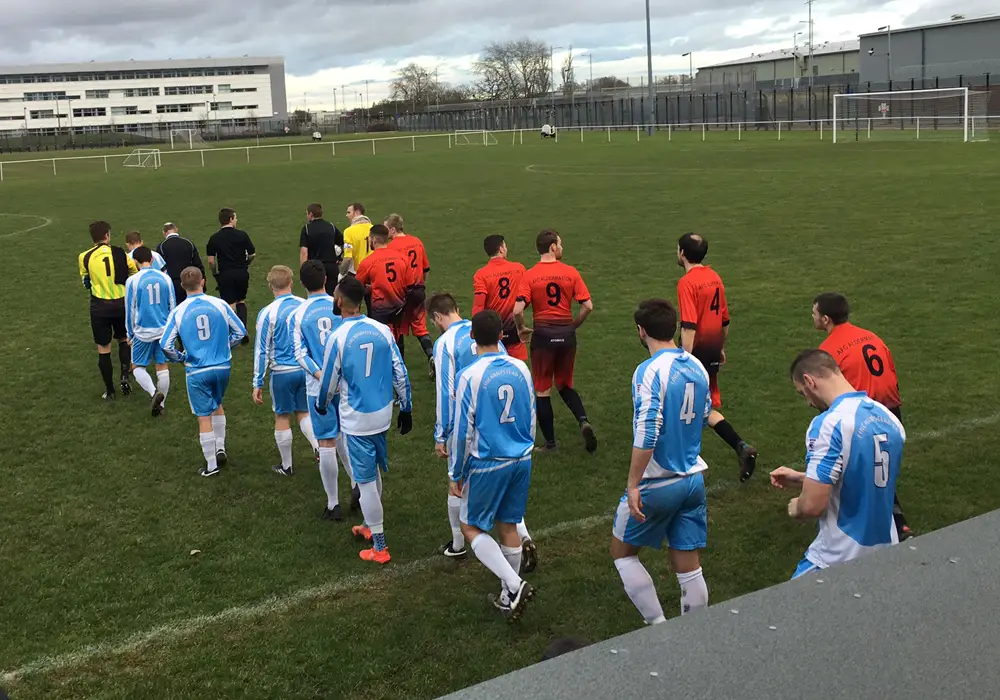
[316, 316, 412, 435]
[448, 353, 535, 482]
[253, 294, 305, 389]
[161, 293, 247, 371]
[125, 268, 176, 342]
[289, 294, 340, 396]
[632, 348, 711, 481]
[803, 391, 906, 568]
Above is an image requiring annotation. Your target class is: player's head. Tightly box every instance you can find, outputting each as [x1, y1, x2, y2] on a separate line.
[427, 292, 461, 332]
[306, 203, 323, 222]
[536, 229, 562, 259]
[218, 208, 237, 227]
[299, 260, 327, 293]
[484, 234, 507, 259]
[335, 275, 365, 312]
[384, 213, 404, 237]
[471, 310, 503, 349]
[267, 265, 294, 295]
[789, 348, 845, 411]
[180, 266, 205, 293]
[368, 223, 390, 248]
[89, 221, 112, 244]
[124, 230, 143, 251]
[634, 299, 678, 349]
[812, 292, 850, 331]
[162, 222, 178, 237]
[132, 246, 154, 267]
[347, 202, 366, 222]
[677, 233, 708, 267]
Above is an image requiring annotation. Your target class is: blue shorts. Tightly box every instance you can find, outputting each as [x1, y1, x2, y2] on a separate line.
[342, 432, 388, 484]
[460, 457, 532, 532]
[186, 367, 230, 417]
[612, 472, 707, 551]
[307, 393, 340, 440]
[792, 557, 822, 580]
[132, 338, 166, 367]
[270, 370, 307, 415]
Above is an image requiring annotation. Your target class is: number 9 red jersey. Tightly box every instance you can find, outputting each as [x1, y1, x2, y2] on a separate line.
[515, 260, 590, 326]
[819, 323, 901, 409]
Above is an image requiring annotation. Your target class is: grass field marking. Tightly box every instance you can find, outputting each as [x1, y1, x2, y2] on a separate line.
[906, 411, 1000, 442]
[524, 163, 800, 177]
[0, 213, 53, 239]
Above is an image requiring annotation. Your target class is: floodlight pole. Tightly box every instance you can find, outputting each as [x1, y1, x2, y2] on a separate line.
[879, 25, 892, 82]
[682, 52, 693, 86]
[645, 0, 655, 136]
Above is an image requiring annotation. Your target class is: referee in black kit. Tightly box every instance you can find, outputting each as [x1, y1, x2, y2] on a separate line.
[206, 207, 256, 343]
[298, 202, 344, 295]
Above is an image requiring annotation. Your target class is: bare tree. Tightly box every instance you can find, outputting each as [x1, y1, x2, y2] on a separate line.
[592, 76, 630, 90]
[473, 38, 551, 100]
[390, 63, 435, 104]
[561, 49, 577, 95]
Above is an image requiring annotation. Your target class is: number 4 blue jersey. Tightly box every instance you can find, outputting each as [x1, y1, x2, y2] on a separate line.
[290, 294, 340, 396]
[632, 348, 712, 481]
[161, 293, 247, 371]
[448, 353, 535, 482]
[125, 268, 176, 342]
[803, 391, 906, 569]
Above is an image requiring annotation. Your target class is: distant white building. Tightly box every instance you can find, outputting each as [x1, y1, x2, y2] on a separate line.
[0, 56, 287, 135]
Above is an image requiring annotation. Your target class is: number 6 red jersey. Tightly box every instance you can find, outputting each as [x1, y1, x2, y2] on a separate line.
[515, 259, 590, 326]
[820, 322, 901, 409]
[677, 266, 729, 351]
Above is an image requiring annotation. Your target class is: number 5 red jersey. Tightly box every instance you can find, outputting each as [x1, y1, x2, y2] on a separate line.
[677, 266, 729, 350]
[515, 260, 590, 326]
[356, 247, 416, 314]
[820, 322, 901, 409]
[472, 257, 527, 321]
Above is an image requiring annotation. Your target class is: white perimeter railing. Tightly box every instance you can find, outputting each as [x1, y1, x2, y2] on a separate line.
[0, 116, 994, 182]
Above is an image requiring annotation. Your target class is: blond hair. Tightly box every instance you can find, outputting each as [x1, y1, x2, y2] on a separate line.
[384, 213, 404, 233]
[180, 266, 204, 292]
[267, 264, 294, 291]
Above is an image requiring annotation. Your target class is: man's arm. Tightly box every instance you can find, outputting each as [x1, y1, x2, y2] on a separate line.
[252, 310, 269, 390]
[191, 243, 205, 275]
[433, 342, 453, 445]
[124, 279, 136, 341]
[299, 247, 309, 266]
[790, 478, 833, 519]
[677, 281, 698, 353]
[573, 299, 593, 328]
[471, 272, 487, 315]
[244, 232, 256, 265]
[316, 335, 342, 412]
[390, 335, 412, 412]
[680, 328, 697, 353]
[448, 374, 474, 483]
[299, 225, 310, 266]
[224, 303, 247, 347]
[160, 310, 186, 363]
[292, 310, 321, 377]
[207, 255, 218, 276]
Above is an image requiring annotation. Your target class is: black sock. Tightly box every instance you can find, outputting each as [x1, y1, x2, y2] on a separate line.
[558, 387, 588, 424]
[396, 335, 405, 359]
[118, 341, 131, 379]
[98, 353, 114, 394]
[418, 335, 433, 359]
[713, 419, 745, 454]
[235, 302, 248, 328]
[537, 396, 556, 445]
[893, 494, 909, 531]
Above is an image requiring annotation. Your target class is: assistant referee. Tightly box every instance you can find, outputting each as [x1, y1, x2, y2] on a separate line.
[298, 202, 344, 295]
[79, 220, 138, 400]
[206, 207, 256, 344]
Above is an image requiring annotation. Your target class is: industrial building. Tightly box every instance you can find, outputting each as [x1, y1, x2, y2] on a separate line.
[695, 40, 859, 90]
[0, 57, 287, 135]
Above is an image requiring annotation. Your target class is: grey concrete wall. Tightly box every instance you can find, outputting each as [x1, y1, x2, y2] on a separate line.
[860, 19, 1000, 83]
[268, 61, 288, 119]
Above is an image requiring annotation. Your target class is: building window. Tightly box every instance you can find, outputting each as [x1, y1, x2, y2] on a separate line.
[156, 103, 199, 114]
[210, 101, 233, 111]
[164, 85, 213, 96]
[0, 115, 25, 121]
[85, 89, 110, 99]
[111, 106, 140, 116]
[124, 87, 160, 97]
[24, 91, 68, 101]
[232, 104, 258, 110]
[218, 84, 231, 93]
[231, 87, 257, 93]
[29, 109, 56, 119]
[73, 107, 107, 117]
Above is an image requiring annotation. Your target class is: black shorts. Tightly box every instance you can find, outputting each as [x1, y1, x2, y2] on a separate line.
[216, 269, 250, 304]
[691, 345, 722, 377]
[323, 263, 340, 296]
[90, 299, 127, 346]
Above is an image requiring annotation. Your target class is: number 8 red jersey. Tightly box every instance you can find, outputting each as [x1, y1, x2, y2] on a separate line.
[677, 265, 729, 350]
[819, 322, 901, 409]
[472, 257, 527, 321]
[515, 259, 590, 326]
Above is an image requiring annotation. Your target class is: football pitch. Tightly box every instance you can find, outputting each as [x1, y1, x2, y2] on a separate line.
[1, 128, 999, 699]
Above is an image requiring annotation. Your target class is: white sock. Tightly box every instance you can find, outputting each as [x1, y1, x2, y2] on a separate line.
[318, 446, 339, 510]
[275, 429, 293, 469]
[447, 494, 464, 550]
[516, 519, 531, 542]
[615, 556, 665, 624]
[358, 480, 384, 533]
[501, 544, 522, 581]
[338, 439, 355, 488]
[298, 415, 319, 451]
[132, 367, 156, 397]
[156, 369, 170, 402]
[375, 469, 383, 499]
[212, 414, 226, 452]
[471, 533, 522, 592]
[677, 567, 708, 615]
[199, 432, 217, 472]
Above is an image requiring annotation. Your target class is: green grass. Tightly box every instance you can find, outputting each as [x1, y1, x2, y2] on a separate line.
[1, 128, 999, 699]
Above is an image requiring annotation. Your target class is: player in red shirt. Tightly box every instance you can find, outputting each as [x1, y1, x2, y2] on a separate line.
[513, 229, 597, 454]
[812, 291, 912, 539]
[472, 234, 529, 361]
[355, 224, 424, 338]
[385, 213, 434, 378]
[676, 233, 757, 481]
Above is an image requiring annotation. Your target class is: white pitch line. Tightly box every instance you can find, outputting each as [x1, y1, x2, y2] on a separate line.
[0, 213, 53, 239]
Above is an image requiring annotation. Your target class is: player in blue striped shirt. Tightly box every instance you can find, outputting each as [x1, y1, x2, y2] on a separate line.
[161, 267, 247, 477]
[253, 265, 319, 477]
[124, 247, 175, 417]
[316, 276, 412, 563]
[291, 261, 352, 520]
[126, 231, 167, 272]
[611, 300, 712, 625]
[449, 310, 536, 621]
[770, 349, 906, 578]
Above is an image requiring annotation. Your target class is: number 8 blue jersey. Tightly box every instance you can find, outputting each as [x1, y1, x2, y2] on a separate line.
[290, 293, 340, 396]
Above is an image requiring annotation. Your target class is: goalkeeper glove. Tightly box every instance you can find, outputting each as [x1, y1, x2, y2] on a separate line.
[397, 410, 412, 435]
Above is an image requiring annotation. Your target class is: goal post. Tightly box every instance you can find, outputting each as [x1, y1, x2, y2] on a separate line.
[832, 87, 989, 143]
[453, 130, 499, 146]
[122, 149, 162, 169]
[169, 128, 211, 150]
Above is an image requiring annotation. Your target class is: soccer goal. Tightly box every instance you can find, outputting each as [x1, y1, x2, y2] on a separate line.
[122, 148, 162, 169]
[832, 87, 990, 143]
[454, 130, 499, 146]
[169, 128, 211, 150]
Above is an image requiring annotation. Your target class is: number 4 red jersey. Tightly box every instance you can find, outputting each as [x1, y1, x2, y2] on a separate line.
[677, 265, 729, 350]
[516, 260, 590, 326]
[820, 323, 901, 409]
[472, 257, 527, 321]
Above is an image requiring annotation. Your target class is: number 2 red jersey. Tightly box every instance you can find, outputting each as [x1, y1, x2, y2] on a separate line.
[387, 234, 430, 284]
[820, 322, 901, 409]
[515, 260, 590, 326]
[472, 257, 526, 321]
[355, 247, 416, 314]
[677, 265, 729, 350]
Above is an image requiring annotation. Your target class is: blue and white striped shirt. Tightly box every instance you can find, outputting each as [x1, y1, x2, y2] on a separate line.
[125, 267, 175, 342]
[289, 293, 340, 396]
[161, 293, 246, 371]
[433, 318, 478, 445]
[128, 248, 167, 272]
[253, 293, 305, 389]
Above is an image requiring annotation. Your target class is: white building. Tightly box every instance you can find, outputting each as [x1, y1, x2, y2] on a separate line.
[0, 56, 287, 135]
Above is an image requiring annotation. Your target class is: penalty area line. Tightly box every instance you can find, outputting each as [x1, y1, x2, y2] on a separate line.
[0, 213, 53, 239]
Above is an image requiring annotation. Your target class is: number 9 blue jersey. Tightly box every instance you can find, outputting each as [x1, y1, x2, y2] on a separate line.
[161, 293, 247, 370]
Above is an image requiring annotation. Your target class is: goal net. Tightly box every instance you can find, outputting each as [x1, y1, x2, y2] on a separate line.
[453, 130, 499, 146]
[832, 87, 990, 143]
[169, 128, 211, 150]
[123, 149, 162, 169]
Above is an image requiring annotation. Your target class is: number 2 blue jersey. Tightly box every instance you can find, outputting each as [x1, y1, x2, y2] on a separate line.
[316, 316, 412, 435]
[632, 348, 712, 481]
[125, 268, 176, 342]
[290, 294, 340, 396]
[161, 293, 247, 371]
[433, 318, 478, 444]
[253, 293, 305, 389]
[803, 391, 906, 569]
[448, 353, 535, 482]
